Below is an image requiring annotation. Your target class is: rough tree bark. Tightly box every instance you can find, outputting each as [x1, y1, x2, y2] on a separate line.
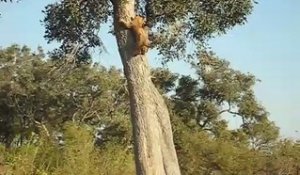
[111, 0, 181, 175]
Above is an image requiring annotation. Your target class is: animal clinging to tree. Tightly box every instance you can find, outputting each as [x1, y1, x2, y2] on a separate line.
[43, 0, 256, 174]
[119, 15, 150, 56]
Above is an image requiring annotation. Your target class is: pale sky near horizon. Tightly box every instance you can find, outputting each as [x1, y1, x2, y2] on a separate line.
[0, 0, 299, 139]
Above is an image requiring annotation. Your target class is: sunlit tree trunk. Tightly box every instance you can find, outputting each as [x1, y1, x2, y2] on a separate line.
[111, 0, 181, 174]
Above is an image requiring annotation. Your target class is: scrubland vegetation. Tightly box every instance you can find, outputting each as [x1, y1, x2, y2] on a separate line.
[0, 45, 299, 175]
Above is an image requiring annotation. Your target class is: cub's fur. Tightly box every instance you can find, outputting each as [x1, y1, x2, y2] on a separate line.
[119, 16, 150, 55]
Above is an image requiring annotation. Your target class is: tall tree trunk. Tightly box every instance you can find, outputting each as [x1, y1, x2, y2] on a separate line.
[111, 1, 181, 175]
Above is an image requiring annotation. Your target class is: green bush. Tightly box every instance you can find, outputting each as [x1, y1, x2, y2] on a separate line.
[1, 123, 134, 175]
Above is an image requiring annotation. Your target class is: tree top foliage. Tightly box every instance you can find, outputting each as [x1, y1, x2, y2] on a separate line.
[43, 0, 257, 62]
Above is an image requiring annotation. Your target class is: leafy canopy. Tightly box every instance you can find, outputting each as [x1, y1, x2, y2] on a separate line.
[43, 0, 256, 61]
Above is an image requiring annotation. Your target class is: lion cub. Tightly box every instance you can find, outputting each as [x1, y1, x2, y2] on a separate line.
[119, 16, 150, 56]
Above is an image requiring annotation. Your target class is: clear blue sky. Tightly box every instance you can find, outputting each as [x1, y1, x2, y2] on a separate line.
[0, 0, 299, 139]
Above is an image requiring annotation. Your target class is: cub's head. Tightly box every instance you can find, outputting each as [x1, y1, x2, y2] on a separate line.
[131, 16, 146, 27]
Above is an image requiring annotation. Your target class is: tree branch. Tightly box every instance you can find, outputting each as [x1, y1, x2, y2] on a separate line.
[219, 108, 240, 116]
[219, 103, 240, 116]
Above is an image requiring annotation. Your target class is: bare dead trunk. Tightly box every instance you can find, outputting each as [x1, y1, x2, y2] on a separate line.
[111, 1, 181, 175]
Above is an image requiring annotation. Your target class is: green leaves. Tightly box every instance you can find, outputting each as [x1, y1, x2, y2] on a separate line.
[43, 0, 111, 61]
[143, 0, 255, 61]
[0, 45, 128, 147]
[151, 68, 178, 94]
[42, 0, 256, 62]
[0, 45, 298, 175]
[197, 51, 256, 104]
[167, 51, 279, 145]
